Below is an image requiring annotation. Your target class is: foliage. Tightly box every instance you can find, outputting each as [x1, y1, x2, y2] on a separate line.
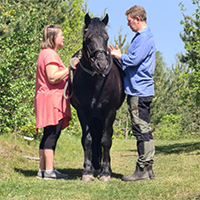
[19, 120, 43, 139]
[179, 0, 200, 106]
[59, 0, 86, 63]
[150, 52, 198, 138]
[0, 0, 86, 135]
[151, 52, 186, 127]
[111, 27, 129, 53]
[1, 0, 200, 141]
[154, 114, 183, 140]
[175, 0, 200, 135]
[151, 51, 169, 127]
[113, 124, 125, 139]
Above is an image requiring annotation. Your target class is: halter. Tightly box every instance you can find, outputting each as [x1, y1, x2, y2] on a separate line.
[63, 49, 113, 100]
[85, 44, 108, 67]
[79, 48, 113, 77]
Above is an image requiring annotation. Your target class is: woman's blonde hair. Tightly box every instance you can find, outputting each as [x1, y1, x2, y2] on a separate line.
[125, 5, 147, 22]
[41, 25, 61, 49]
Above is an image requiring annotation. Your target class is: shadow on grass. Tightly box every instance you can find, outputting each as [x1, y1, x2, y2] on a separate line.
[14, 168, 122, 180]
[125, 141, 200, 155]
[155, 141, 200, 155]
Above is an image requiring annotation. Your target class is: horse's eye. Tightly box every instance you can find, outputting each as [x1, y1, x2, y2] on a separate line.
[86, 35, 93, 42]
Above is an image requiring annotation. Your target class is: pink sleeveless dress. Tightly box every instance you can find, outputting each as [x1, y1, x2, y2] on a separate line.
[34, 48, 71, 132]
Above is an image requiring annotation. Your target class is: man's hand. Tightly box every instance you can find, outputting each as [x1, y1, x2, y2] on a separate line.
[108, 45, 122, 60]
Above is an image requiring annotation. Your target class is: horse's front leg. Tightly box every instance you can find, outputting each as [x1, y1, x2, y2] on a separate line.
[82, 130, 95, 181]
[77, 110, 94, 182]
[100, 110, 116, 182]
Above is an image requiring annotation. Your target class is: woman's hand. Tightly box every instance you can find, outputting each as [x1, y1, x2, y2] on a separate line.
[69, 57, 79, 70]
[73, 58, 79, 68]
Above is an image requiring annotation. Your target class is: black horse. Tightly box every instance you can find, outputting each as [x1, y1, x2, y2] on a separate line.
[70, 13, 125, 182]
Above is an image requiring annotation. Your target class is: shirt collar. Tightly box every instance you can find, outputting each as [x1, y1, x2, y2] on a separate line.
[138, 27, 149, 34]
[131, 27, 150, 43]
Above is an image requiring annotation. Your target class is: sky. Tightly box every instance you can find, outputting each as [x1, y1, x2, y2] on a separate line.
[86, 0, 197, 67]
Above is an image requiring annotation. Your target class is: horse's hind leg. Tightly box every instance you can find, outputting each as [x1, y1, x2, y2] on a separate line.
[90, 118, 102, 174]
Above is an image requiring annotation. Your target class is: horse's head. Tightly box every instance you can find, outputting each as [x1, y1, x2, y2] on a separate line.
[83, 13, 109, 75]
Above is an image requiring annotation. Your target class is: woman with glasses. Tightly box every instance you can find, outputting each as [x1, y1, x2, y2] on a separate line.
[35, 25, 78, 180]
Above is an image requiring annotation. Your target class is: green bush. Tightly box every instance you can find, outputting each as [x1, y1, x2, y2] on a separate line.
[0, 1, 61, 133]
[19, 120, 43, 139]
[0, 0, 85, 135]
[154, 114, 182, 140]
[113, 124, 125, 139]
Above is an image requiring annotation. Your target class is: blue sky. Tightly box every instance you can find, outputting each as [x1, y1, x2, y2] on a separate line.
[86, 0, 196, 67]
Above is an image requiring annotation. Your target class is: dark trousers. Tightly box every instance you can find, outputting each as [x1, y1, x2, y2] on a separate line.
[39, 120, 62, 151]
[127, 95, 155, 168]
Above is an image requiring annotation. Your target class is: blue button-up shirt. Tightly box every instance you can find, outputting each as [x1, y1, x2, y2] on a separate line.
[120, 27, 155, 97]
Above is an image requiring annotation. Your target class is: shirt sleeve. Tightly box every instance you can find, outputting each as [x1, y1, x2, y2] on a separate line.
[43, 49, 60, 67]
[120, 33, 150, 70]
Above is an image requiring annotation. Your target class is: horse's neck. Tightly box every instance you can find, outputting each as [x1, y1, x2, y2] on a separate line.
[81, 55, 92, 69]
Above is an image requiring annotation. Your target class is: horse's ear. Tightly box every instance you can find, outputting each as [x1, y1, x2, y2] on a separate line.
[102, 14, 109, 26]
[85, 13, 91, 28]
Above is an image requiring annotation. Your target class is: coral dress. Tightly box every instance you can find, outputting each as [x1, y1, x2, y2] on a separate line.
[34, 48, 71, 132]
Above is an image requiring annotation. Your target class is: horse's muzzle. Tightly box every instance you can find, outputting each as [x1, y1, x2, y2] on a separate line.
[93, 53, 109, 74]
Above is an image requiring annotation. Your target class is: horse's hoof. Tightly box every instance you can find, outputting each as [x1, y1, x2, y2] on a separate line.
[99, 175, 111, 182]
[82, 174, 94, 182]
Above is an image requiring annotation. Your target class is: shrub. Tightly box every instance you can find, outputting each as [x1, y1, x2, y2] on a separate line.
[154, 114, 182, 140]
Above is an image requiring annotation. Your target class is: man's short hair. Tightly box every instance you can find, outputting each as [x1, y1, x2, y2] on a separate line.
[125, 5, 147, 22]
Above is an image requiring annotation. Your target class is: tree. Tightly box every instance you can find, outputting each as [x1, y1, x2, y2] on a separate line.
[0, 0, 86, 134]
[59, 0, 86, 63]
[179, 0, 200, 106]
[150, 51, 169, 127]
[151, 51, 199, 139]
[111, 27, 129, 53]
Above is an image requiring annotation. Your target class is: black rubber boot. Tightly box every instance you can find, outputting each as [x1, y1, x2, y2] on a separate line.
[147, 164, 155, 179]
[122, 164, 149, 182]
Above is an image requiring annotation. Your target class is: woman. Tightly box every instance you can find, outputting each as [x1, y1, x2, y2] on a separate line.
[35, 25, 78, 180]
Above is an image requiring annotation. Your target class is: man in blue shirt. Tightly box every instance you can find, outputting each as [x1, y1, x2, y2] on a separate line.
[109, 5, 155, 181]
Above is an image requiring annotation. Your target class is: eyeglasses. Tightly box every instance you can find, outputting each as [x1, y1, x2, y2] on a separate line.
[57, 34, 64, 38]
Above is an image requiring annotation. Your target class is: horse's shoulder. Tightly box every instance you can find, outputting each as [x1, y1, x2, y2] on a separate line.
[112, 57, 126, 77]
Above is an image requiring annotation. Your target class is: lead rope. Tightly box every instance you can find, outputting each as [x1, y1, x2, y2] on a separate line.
[63, 50, 82, 100]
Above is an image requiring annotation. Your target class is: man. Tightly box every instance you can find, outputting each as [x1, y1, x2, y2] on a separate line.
[109, 5, 155, 181]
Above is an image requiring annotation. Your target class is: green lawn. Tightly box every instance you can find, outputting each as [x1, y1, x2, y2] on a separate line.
[0, 133, 200, 200]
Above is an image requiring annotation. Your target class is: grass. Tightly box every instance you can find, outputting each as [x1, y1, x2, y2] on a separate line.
[1, 133, 200, 200]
